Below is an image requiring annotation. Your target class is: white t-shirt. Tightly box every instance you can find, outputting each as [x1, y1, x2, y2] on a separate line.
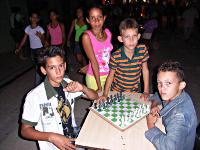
[25, 25, 44, 49]
[22, 78, 82, 150]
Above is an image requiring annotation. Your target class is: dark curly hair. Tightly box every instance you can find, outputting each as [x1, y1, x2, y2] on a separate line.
[158, 60, 185, 82]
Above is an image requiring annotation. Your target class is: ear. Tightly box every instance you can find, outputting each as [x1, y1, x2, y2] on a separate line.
[86, 17, 90, 24]
[179, 81, 186, 90]
[103, 15, 107, 21]
[40, 66, 47, 75]
[64, 62, 66, 70]
[117, 36, 123, 43]
[137, 33, 141, 40]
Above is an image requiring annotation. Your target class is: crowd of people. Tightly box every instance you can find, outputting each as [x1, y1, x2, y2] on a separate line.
[13, 2, 199, 150]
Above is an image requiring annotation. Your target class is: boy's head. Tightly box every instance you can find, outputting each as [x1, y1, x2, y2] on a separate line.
[118, 18, 141, 51]
[157, 61, 186, 101]
[38, 47, 66, 87]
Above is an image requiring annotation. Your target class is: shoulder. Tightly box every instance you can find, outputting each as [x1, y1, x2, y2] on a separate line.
[111, 48, 122, 58]
[137, 44, 147, 49]
[82, 31, 91, 40]
[26, 83, 45, 100]
[37, 25, 44, 30]
[136, 44, 148, 52]
[25, 25, 30, 30]
[105, 28, 112, 35]
[25, 25, 31, 33]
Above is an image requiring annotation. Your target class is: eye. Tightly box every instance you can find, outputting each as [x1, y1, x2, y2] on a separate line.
[49, 66, 55, 70]
[165, 81, 172, 87]
[97, 15, 103, 20]
[89, 16, 95, 21]
[59, 64, 64, 68]
[124, 35, 130, 39]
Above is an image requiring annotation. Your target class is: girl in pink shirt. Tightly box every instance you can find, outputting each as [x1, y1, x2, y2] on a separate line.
[47, 9, 65, 49]
[82, 4, 113, 92]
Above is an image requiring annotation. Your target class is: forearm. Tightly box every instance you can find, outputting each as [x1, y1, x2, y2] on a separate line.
[82, 85, 98, 100]
[103, 74, 114, 97]
[18, 36, 27, 49]
[142, 66, 150, 94]
[21, 125, 50, 142]
[91, 62, 101, 89]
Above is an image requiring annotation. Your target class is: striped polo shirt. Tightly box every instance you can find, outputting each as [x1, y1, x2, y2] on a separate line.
[109, 44, 149, 92]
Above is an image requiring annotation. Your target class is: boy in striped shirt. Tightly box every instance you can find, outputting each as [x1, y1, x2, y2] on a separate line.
[98, 18, 150, 101]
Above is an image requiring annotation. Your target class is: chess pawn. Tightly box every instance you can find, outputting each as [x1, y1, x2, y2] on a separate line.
[116, 116, 121, 126]
[120, 115, 125, 127]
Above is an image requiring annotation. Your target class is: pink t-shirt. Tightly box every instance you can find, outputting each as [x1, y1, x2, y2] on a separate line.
[86, 28, 113, 76]
[48, 24, 63, 45]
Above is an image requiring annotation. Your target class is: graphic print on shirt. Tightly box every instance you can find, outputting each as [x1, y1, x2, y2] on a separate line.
[40, 102, 54, 119]
[96, 47, 111, 73]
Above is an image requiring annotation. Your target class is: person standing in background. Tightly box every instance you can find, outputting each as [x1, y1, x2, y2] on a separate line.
[67, 7, 88, 68]
[82, 4, 113, 92]
[46, 9, 66, 49]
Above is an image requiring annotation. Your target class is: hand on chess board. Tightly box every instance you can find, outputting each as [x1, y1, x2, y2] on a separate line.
[95, 95, 107, 105]
[140, 92, 150, 101]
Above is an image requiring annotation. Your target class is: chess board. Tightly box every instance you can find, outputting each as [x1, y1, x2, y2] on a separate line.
[90, 92, 150, 131]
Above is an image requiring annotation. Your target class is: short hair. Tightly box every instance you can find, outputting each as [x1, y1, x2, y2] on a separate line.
[37, 46, 65, 67]
[158, 60, 185, 82]
[119, 18, 139, 34]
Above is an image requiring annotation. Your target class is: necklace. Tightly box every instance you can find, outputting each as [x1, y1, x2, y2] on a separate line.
[92, 30, 105, 40]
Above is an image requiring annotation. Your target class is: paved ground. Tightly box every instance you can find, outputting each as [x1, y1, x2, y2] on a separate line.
[0, 27, 200, 149]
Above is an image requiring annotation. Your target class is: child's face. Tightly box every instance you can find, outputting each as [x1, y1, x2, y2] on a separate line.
[118, 28, 140, 51]
[77, 8, 83, 19]
[87, 8, 106, 30]
[157, 71, 186, 102]
[30, 13, 39, 24]
[50, 12, 58, 21]
[41, 55, 66, 87]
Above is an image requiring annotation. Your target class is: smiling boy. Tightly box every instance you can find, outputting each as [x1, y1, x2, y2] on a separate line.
[20, 46, 98, 150]
[145, 61, 197, 150]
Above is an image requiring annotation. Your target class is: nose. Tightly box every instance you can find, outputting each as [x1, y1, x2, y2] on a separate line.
[55, 67, 61, 75]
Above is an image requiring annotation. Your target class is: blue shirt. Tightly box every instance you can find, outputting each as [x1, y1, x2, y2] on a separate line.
[145, 91, 197, 150]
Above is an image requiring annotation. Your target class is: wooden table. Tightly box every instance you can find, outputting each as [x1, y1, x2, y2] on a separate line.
[76, 93, 165, 150]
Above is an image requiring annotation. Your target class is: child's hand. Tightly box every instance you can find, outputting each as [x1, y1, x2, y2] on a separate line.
[36, 31, 42, 39]
[146, 113, 158, 129]
[44, 41, 49, 48]
[15, 48, 20, 55]
[48, 133, 75, 150]
[95, 95, 107, 105]
[63, 81, 83, 92]
[150, 106, 160, 117]
[140, 92, 150, 101]
[96, 87, 102, 93]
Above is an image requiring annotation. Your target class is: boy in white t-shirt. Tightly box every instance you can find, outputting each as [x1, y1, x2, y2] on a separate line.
[16, 11, 46, 85]
[21, 46, 98, 150]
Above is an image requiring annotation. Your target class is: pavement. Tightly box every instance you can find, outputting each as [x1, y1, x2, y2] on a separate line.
[0, 51, 33, 88]
[0, 27, 200, 149]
